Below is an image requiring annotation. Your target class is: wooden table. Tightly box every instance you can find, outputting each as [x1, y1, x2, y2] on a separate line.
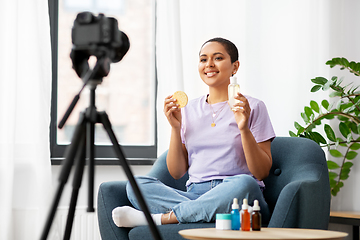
[330, 211, 360, 240]
[179, 228, 348, 240]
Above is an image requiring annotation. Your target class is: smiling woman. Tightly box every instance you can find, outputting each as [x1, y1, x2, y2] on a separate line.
[111, 37, 275, 228]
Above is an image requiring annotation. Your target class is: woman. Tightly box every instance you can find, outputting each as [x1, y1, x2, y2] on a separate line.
[112, 37, 275, 227]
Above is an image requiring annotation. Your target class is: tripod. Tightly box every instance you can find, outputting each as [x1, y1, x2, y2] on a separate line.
[40, 58, 162, 240]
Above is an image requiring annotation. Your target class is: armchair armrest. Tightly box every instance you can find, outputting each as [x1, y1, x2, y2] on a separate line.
[267, 163, 330, 229]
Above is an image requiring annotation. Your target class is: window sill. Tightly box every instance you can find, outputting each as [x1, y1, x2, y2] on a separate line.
[51, 158, 156, 165]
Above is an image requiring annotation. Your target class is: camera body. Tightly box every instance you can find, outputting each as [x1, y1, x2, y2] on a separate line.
[70, 12, 129, 79]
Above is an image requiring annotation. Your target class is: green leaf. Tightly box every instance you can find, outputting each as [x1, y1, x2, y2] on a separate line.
[347, 133, 353, 143]
[329, 179, 337, 188]
[346, 151, 358, 160]
[323, 80, 332, 91]
[328, 171, 338, 180]
[358, 124, 360, 134]
[331, 187, 339, 196]
[341, 57, 350, 67]
[324, 124, 336, 142]
[350, 143, 360, 150]
[343, 162, 353, 169]
[337, 115, 349, 121]
[321, 100, 330, 110]
[349, 61, 357, 70]
[330, 149, 343, 158]
[323, 113, 335, 120]
[310, 101, 320, 113]
[301, 112, 310, 124]
[289, 131, 297, 137]
[336, 100, 343, 111]
[340, 102, 353, 112]
[311, 85, 322, 92]
[294, 122, 303, 131]
[327, 161, 340, 169]
[304, 106, 314, 119]
[329, 91, 342, 97]
[309, 132, 327, 144]
[340, 170, 350, 180]
[348, 122, 358, 134]
[311, 77, 328, 85]
[326, 59, 336, 68]
[339, 122, 351, 138]
[294, 122, 304, 135]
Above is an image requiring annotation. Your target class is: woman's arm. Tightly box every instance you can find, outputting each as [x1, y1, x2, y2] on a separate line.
[163, 95, 189, 179]
[167, 130, 188, 179]
[240, 130, 272, 180]
[231, 93, 272, 180]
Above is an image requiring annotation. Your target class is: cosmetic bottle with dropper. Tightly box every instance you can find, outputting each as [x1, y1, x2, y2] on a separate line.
[241, 198, 250, 231]
[228, 76, 240, 111]
[231, 198, 240, 230]
[252, 200, 261, 231]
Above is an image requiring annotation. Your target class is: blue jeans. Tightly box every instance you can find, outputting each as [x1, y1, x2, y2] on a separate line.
[126, 174, 270, 224]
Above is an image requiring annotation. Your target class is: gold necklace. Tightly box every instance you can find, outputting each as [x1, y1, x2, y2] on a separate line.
[208, 96, 227, 127]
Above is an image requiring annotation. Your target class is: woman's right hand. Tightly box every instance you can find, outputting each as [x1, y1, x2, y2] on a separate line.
[164, 95, 182, 129]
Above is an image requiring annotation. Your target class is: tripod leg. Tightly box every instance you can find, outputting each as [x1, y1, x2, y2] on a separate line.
[40, 113, 87, 240]
[98, 111, 162, 240]
[63, 135, 87, 240]
[87, 110, 95, 212]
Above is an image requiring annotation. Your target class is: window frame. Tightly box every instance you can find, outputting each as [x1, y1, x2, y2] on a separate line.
[48, 0, 157, 165]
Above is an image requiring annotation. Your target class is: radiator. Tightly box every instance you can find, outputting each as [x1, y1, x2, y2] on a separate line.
[49, 207, 101, 240]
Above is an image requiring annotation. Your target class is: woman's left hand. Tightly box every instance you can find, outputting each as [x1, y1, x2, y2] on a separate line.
[230, 93, 251, 131]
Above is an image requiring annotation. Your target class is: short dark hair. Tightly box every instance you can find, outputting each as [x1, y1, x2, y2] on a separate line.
[201, 37, 239, 63]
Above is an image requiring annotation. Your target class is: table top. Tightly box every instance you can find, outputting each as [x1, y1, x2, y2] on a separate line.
[178, 228, 348, 240]
[330, 211, 360, 219]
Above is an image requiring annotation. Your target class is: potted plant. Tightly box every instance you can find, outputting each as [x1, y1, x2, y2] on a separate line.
[289, 57, 360, 196]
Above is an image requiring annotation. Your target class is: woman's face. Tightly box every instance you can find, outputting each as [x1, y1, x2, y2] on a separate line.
[198, 41, 238, 88]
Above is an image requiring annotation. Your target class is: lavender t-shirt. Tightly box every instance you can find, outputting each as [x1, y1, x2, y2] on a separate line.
[180, 95, 276, 188]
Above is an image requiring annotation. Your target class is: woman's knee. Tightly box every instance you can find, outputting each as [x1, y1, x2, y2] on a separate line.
[224, 174, 259, 191]
[126, 176, 159, 200]
[222, 175, 264, 204]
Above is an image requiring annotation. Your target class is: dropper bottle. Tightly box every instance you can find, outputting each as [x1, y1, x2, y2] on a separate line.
[252, 200, 261, 231]
[228, 75, 240, 111]
[241, 198, 250, 231]
[231, 198, 240, 230]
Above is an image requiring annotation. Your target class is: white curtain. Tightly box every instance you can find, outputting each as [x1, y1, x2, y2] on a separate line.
[156, 0, 332, 154]
[0, 0, 52, 239]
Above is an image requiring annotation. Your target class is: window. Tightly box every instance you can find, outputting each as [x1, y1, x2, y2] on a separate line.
[49, 0, 157, 164]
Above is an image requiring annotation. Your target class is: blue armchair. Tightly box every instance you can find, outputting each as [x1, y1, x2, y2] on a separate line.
[97, 137, 331, 240]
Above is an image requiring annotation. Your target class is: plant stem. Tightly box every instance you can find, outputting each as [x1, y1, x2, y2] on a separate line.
[336, 145, 351, 186]
[335, 112, 360, 124]
[346, 66, 360, 76]
[320, 139, 360, 148]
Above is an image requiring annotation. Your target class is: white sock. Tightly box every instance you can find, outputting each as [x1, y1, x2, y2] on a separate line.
[112, 206, 162, 228]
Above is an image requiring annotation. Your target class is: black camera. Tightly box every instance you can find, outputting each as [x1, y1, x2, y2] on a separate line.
[70, 12, 130, 79]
